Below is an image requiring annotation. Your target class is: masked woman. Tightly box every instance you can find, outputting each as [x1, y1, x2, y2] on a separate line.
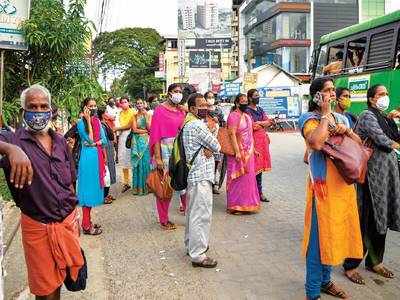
[149, 83, 186, 229]
[131, 99, 152, 195]
[226, 94, 260, 214]
[342, 84, 400, 284]
[77, 98, 107, 235]
[245, 89, 272, 202]
[334, 87, 357, 129]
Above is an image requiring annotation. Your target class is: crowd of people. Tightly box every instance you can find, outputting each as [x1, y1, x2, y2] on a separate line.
[0, 77, 399, 299]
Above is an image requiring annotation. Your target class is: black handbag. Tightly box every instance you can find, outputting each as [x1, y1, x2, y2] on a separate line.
[125, 131, 133, 149]
[64, 248, 88, 292]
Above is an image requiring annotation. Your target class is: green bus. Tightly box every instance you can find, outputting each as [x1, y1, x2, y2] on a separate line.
[311, 10, 400, 115]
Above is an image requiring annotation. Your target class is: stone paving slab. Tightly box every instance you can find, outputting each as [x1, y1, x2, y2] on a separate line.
[4, 132, 400, 299]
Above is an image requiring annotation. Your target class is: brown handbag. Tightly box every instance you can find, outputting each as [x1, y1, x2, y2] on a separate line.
[146, 169, 173, 199]
[321, 135, 373, 184]
[217, 127, 235, 156]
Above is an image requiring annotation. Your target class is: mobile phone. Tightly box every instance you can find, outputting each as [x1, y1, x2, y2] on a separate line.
[314, 91, 324, 106]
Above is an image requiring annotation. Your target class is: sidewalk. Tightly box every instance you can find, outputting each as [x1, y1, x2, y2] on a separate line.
[4, 133, 400, 299]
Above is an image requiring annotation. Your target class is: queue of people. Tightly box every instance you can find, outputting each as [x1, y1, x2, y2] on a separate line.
[3, 78, 400, 300]
[300, 78, 400, 300]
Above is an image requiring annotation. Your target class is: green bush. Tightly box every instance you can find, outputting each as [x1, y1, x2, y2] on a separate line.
[0, 169, 12, 201]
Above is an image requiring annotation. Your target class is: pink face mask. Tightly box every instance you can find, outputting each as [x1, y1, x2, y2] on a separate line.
[121, 102, 129, 110]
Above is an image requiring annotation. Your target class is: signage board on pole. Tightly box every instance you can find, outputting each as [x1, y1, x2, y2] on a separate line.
[223, 82, 241, 96]
[0, 0, 30, 51]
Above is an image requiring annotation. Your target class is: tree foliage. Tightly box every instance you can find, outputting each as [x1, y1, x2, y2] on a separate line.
[93, 27, 164, 98]
[2, 0, 104, 124]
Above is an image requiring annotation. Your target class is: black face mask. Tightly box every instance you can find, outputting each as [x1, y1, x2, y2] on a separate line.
[196, 108, 208, 119]
[252, 97, 260, 105]
[90, 108, 98, 117]
[238, 104, 248, 112]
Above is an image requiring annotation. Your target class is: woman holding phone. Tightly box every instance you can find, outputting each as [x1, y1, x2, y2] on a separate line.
[76, 97, 107, 235]
[298, 78, 363, 300]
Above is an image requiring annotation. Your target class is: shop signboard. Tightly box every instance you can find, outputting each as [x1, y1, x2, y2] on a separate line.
[223, 82, 241, 96]
[185, 38, 232, 49]
[348, 74, 370, 102]
[178, 39, 185, 78]
[259, 96, 288, 118]
[189, 51, 221, 68]
[0, 0, 30, 50]
[243, 73, 257, 92]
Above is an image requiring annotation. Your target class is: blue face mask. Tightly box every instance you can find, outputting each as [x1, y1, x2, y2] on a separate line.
[23, 110, 52, 132]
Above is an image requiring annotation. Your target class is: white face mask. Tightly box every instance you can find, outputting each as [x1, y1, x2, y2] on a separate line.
[170, 93, 183, 104]
[376, 95, 390, 111]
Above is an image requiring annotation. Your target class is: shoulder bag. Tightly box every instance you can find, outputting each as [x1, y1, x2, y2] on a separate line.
[321, 134, 373, 184]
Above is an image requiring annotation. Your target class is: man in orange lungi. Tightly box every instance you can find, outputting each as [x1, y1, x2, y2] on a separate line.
[0, 84, 83, 300]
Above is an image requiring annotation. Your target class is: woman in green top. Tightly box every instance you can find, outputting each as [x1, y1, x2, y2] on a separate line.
[131, 99, 152, 195]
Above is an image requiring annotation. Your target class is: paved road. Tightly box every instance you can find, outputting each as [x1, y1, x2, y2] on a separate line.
[4, 133, 400, 299]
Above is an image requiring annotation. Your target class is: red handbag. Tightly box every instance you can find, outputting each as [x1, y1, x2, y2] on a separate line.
[322, 135, 373, 184]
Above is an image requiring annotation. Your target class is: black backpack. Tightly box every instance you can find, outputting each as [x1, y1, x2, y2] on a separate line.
[169, 125, 202, 191]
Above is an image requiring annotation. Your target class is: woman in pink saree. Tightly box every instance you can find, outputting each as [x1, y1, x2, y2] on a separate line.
[226, 94, 260, 214]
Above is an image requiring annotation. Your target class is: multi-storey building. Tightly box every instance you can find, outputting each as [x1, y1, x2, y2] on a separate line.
[238, 0, 399, 78]
[180, 5, 196, 30]
[197, 0, 219, 30]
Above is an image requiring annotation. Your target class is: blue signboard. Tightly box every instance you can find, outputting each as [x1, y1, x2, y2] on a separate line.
[258, 86, 300, 119]
[224, 82, 241, 96]
[259, 97, 288, 117]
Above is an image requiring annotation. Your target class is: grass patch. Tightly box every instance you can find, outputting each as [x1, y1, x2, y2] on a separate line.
[0, 169, 12, 201]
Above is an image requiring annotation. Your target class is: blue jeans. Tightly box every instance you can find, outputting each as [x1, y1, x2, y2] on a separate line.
[305, 200, 332, 299]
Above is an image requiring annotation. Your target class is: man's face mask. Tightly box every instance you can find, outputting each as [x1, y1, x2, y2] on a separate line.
[23, 110, 52, 132]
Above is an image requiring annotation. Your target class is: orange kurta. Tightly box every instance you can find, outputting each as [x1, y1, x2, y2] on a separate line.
[302, 119, 363, 265]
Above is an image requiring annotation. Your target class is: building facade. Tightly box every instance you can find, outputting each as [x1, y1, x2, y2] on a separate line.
[238, 0, 399, 78]
[239, 0, 361, 77]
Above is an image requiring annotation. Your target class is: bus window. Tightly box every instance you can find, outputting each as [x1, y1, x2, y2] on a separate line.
[323, 44, 344, 75]
[346, 37, 367, 69]
[315, 44, 327, 77]
[367, 29, 395, 70]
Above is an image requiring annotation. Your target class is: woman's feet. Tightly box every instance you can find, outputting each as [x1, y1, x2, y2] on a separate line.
[367, 264, 395, 278]
[121, 184, 131, 193]
[179, 206, 185, 215]
[260, 194, 269, 202]
[104, 195, 114, 204]
[344, 269, 365, 285]
[160, 221, 176, 230]
[82, 225, 103, 235]
[321, 281, 348, 299]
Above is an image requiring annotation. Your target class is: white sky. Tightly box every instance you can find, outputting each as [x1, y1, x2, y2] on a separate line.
[86, 0, 178, 36]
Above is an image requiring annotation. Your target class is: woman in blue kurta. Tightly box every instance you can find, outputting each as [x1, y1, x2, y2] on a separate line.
[77, 98, 107, 235]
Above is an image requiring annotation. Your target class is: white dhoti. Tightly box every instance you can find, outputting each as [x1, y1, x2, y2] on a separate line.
[184, 180, 213, 263]
[118, 130, 131, 168]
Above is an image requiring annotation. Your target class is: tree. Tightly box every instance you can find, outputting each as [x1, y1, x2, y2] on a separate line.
[93, 27, 164, 98]
[2, 0, 104, 124]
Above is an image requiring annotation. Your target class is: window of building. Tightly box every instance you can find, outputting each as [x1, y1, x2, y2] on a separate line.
[276, 13, 310, 40]
[346, 37, 367, 69]
[361, 0, 385, 21]
[244, 0, 275, 25]
[367, 29, 394, 69]
[276, 47, 309, 73]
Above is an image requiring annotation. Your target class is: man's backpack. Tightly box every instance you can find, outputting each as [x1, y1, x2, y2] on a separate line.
[169, 125, 202, 191]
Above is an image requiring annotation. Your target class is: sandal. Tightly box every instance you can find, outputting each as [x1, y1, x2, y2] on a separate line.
[179, 206, 185, 215]
[321, 281, 348, 299]
[192, 257, 218, 268]
[160, 221, 176, 230]
[104, 195, 113, 204]
[367, 265, 394, 279]
[345, 270, 365, 285]
[83, 226, 102, 235]
[122, 184, 131, 193]
[93, 223, 102, 229]
[260, 194, 270, 202]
